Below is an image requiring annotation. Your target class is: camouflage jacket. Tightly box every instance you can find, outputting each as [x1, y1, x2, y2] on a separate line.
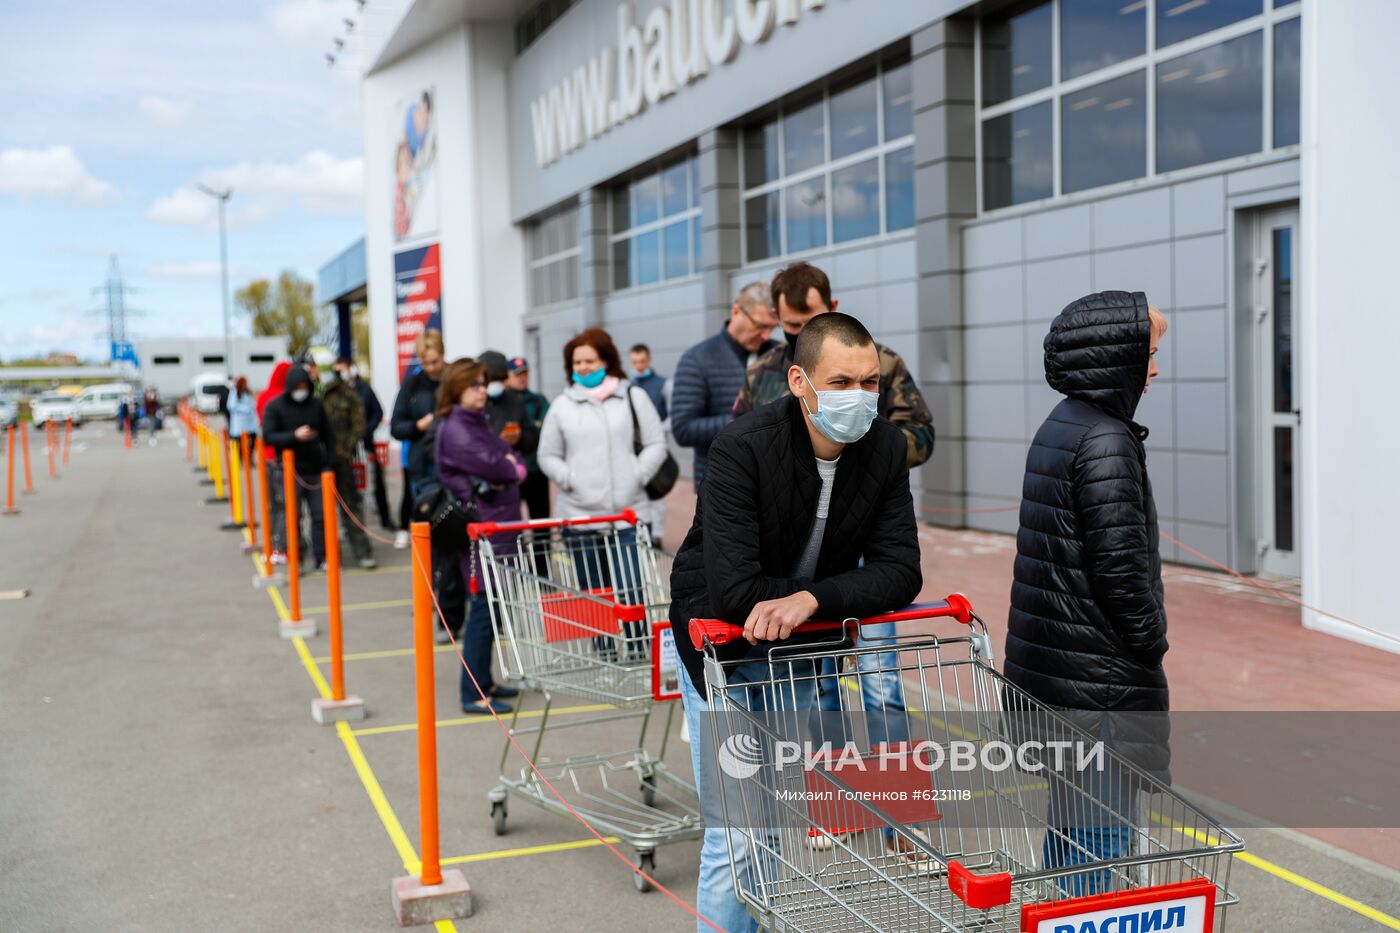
[733, 340, 935, 468]
[321, 378, 366, 464]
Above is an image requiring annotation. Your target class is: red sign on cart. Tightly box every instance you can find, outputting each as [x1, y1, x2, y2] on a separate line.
[1021, 878, 1216, 933]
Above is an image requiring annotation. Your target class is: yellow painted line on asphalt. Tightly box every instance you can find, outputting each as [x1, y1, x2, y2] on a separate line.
[292, 635, 334, 702]
[312, 644, 456, 663]
[303, 598, 413, 614]
[1166, 819, 1400, 930]
[441, 836, 622, 866]
[351, 703, 616, 737]
[267, 585, 292, 623]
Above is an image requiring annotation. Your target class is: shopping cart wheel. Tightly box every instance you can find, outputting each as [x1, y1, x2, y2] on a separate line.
[633, 851, 655, 893]
[640, 774, 656, 808]
[491, 800, 508, 836]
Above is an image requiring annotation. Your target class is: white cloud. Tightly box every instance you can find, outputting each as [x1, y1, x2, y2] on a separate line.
[146, 150, 363, 227]
[138, 95, 194, 126]
[268, 0, 350, 48]
[0, 146, 116, 205]
[146, 260, 243, 279]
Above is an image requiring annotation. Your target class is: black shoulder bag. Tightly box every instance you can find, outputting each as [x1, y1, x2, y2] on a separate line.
[628, 388, 679, 500]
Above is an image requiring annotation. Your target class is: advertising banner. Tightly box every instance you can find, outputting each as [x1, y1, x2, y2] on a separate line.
[394, 242, 441, 379]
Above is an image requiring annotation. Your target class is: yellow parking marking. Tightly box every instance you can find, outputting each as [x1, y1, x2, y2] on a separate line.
[312, 645, 456, 663]
[351, 704, 616, 737]
[303, 598, 412, 614]
[441, 836, 622, 866]
[1166, 820, 1400, 930]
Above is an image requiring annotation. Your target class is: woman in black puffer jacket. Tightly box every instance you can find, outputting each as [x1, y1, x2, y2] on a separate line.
[1007, 291, 1171, 890]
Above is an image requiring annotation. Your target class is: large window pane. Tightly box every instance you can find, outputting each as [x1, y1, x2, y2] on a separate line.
[532, 265, 547, 305]
[631, 174, 660, 227]
[982, 1, 1053, 106]
[830, 75, 878, 160]
[612, 239, 631, 290]
[543, 213, 560, 256]
[692, 215, 703, 272]
[559, 208, 577, 251]
[832, 158, 880, 244]
[744, 120, 779, 188]
[662, 161, 689, 216]
[528, 225, 544, 261]
[634, 230, 660, 286]
[563, 257, 578, 301]
[883, 62, 913, 140]
[885, 147, 914, 232]
[785, 177, 827, 253]
[783, 98, 826, 175]
[1062, 70, 1146, 194]
[663, 220, 690, 279]
[1156, 32, 1263, 173]
[745, 192, 781, 262]
[982, 101, 1053, 210]
[1061, 0, 1146, 81]
[689, 156, 701, 207]
[611, 186, 630, 233]
[1156, 0, 1261, 49]
[1273, 17, 1300, 147]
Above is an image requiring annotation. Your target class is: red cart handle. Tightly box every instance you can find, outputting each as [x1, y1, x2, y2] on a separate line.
[469, 509, 639, 539]
[948, 860, 1012, 909]
[688, 594, 975, 652]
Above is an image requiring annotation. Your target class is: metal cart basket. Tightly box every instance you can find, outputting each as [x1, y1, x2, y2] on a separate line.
[689, 596, 1243, 931]
[469, 510, 701, 891]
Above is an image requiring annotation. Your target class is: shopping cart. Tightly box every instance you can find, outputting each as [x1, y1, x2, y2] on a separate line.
[689, 596, 1243, 932]
[469, 510, 702, 891]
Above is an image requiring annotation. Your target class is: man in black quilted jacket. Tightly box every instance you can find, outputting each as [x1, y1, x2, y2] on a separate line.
[669, 312, 921, 932]
[1007, 290, 1170, 891]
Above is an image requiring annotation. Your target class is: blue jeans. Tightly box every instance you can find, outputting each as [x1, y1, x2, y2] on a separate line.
[458, 592, 496, 706]
[1042, 719, 1136, 895]
[562, 527, 645, 660]
[814, 619, 909, 840]
[682, 661, 818, 933]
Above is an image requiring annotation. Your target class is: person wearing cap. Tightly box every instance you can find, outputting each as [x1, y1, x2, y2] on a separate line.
[506, 356, 551, 520]
[479, 350, 539, 483]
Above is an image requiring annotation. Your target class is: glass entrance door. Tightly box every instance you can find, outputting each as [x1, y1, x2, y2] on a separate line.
[1253, 208, 1300, 577]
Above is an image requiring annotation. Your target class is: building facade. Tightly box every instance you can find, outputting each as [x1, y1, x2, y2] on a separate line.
[352, 0, 1400, 653]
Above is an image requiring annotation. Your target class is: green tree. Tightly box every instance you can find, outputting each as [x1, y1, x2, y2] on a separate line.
[234, 270, 329, 360]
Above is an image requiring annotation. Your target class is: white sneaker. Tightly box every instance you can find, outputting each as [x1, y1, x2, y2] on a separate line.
[394, 530, 409, 550]
[886, 827, 936, 874]
[808, 830, 849, 851]
[358, 557, 377, 569]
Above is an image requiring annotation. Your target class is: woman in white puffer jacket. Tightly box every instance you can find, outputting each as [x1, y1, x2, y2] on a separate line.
[538, 328, 666, 659]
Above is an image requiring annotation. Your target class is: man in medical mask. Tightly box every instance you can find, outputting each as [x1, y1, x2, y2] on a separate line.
[668, 312, 922, 932]
[478, 350, 537, 463]
[262, 365, 335, 571]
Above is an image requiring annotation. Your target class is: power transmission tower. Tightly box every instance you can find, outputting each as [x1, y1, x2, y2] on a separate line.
[89, 255, 144, 363]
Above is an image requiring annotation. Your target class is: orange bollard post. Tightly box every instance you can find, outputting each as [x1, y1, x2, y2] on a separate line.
[124, 417, 132, 450]
[62, 419, 71, 466]
[46, 422, 57, 478]
[185, 415, 194, 461]
[3, 425, 19, 516]
[311, 469, 364, 724]
[19, 421, 33, 495]
[256, 439, 274, 580]
[390, 521, 472, 924]
[240, 434, 257, 551]
[278, 448, 315, 638]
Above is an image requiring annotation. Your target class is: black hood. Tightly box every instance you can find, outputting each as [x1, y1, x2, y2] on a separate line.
[1043, 290, 1150, 422]
[283, 365, 313, 402]
[479, 350, 509, 382]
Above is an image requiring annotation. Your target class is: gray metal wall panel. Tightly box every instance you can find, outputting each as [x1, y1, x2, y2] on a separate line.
[1092, 188, 1172, 250]
[1174, 234, 1228, 309]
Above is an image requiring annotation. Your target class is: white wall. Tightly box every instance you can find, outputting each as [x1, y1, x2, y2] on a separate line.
[362, 23, 527, 414]
[1299, 0, 1400, 653]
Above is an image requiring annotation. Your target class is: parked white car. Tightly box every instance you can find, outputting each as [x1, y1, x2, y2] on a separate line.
[30, 392, 80, 427]
[73, 383, 133, 422]
[0, 395, 17, 429]
[190, 372, 229, 415]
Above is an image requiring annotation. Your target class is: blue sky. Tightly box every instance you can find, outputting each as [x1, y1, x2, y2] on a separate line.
[0, 0, 384, 361]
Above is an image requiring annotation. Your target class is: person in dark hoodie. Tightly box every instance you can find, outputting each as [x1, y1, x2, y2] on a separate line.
[390, 330, 445, 549]
[1007, 290, 1170, 893]
[262, 365, 335, 570]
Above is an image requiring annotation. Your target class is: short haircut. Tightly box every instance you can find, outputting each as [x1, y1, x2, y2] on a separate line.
[437, 357, 484, 416]
[562, 328, 625, 380]
[793, 312, 875, 374]
[1148, 305, 1169, 340]
[416, 328, 444, 359]
[335, 356, 352, 368]
[629, 344, 651, 356]
[771, 261, 832, 313]
[734, 281, 773, 312]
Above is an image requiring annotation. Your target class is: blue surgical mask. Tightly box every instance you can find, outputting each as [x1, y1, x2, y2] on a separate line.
[573, 368, 607, 389]
[633, 369, 653, 380]
[799, 368, 878, 444]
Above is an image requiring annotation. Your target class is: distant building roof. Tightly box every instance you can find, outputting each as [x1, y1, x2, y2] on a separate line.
[317, 237, 366, 306]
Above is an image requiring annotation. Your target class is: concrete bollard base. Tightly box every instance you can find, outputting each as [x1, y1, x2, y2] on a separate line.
[220, 521, 245, 531]
[240, 541, 259, 554]
[253, 572, 283, 589]
[312, 696, 366, 724]
[391, 871, 473, 926]
[279, 619, 318, 639]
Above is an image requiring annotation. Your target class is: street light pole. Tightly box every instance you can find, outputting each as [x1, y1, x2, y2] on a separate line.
[197, 185, 234, 377]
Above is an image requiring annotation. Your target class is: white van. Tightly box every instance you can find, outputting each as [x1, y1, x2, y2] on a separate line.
[190, 372, 229, 414]
[73, 383, 133, 422]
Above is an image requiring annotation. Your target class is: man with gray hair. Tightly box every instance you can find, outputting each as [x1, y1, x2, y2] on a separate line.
[670, 282, 780, 489]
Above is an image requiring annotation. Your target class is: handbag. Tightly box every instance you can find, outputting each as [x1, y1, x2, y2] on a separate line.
[628, 388, 679, 501]
[411, 480, 480, 554]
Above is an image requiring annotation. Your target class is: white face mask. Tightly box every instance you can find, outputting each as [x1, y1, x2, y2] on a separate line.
[486, 381, 505, 399]
[291, 388, 310, 403]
